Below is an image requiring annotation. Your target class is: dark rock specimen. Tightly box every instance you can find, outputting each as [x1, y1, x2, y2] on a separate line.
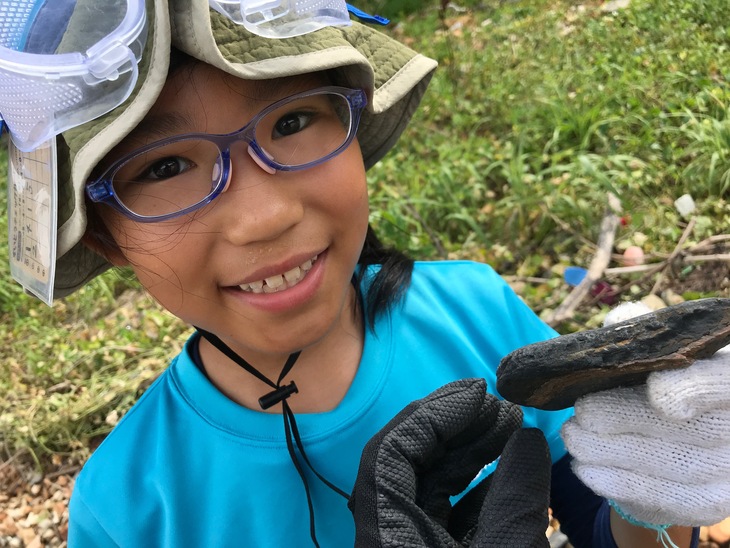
[496, 298, 730, 410]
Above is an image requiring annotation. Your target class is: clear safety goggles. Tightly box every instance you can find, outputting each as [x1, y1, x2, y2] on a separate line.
[209, 0, 364, 39]
[0, 0, 148, 152]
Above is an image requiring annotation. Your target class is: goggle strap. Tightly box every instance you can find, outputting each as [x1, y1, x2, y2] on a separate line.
[346, 4, 390, 26]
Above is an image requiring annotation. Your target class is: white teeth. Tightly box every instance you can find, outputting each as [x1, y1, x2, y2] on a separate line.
[250, 280, 264, 293]
[238, 255, 318, 294]
[284, 266, 301, 283]
[264, 274, 285, 289]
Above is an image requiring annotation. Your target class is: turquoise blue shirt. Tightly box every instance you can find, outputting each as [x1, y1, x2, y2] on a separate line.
[69, 261, 573, 547]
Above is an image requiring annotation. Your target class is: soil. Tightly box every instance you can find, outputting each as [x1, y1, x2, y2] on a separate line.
[1, 464, 72, 547]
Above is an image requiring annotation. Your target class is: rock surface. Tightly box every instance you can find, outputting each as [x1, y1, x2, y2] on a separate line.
[497, 298, 730, 410]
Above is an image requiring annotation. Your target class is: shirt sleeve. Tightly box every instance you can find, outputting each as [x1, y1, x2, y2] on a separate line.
[68, 490, 117, 547]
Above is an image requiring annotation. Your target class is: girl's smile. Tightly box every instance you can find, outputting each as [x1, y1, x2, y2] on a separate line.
[223, 249, 327, 314]
[235, 252, 319, 294]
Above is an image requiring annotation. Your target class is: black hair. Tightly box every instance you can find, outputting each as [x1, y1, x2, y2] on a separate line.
[356, 226, 414, 330]
[169, 46, 192, 74]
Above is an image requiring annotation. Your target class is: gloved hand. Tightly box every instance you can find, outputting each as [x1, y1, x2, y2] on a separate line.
[561, 303, 730, 526]
[348, 378, 552, 547]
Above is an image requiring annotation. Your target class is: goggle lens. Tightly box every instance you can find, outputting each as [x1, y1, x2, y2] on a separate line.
[0, 0, 147, 151]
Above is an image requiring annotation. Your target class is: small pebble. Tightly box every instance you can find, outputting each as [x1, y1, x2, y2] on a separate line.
[622, 245, 645, 266]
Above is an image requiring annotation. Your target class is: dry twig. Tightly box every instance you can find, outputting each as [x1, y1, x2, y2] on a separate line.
[546, 193, 622, 326]
[650, 218, 696, 295]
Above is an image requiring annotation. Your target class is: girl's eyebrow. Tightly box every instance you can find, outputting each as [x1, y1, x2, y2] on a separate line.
[121, 76, 323, 147]
[123, 110, 199, 146]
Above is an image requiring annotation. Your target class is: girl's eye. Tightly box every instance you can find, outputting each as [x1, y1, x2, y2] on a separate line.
[141, 157, 193, 180]
[272, 111, 314, 138]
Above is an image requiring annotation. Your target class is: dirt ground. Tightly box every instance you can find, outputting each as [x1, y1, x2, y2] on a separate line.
[1, 468, 71, 547]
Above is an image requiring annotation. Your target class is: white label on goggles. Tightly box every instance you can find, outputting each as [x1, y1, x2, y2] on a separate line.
[8, 136, 57, 305]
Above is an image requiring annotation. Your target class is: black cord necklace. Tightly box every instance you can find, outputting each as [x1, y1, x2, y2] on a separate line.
[195, 328, 350, 547]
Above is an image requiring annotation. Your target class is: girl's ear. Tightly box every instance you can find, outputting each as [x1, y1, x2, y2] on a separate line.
[81, 231, 130, 267]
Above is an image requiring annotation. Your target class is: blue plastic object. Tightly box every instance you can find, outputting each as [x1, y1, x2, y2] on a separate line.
[564, 266, 588, 287]
[346, 4, 389, 25]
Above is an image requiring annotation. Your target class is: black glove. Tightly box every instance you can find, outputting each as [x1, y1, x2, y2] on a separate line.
[348, 378, 551, 547]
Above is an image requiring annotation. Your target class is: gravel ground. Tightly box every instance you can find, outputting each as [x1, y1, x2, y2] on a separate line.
[1, 472, 71, 547]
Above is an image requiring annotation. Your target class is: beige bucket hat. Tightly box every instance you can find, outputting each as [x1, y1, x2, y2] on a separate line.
[52, 0, 437, 299]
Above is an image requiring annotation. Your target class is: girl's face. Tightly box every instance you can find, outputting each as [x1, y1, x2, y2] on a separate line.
[95, 62, 370, 365]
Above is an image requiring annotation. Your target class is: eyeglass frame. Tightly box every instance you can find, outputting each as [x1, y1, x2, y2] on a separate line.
[85, 86, 368, 223]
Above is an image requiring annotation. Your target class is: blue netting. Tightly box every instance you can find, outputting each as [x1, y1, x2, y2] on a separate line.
[0, 0, 73, 52]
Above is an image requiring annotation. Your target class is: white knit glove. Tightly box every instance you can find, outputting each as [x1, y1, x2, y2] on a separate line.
[561, 303, 730, 527]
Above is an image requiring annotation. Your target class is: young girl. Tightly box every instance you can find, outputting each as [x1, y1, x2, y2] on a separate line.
[4, 1, 728, 546]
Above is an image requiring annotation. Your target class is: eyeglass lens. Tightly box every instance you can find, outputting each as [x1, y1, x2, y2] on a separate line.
[110, 91, 354, 218]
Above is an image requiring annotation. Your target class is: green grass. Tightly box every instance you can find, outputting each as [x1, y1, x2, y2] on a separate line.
[0, 145, 190, 465]
[1, 0, 729, 468]
[369, 0, 729, 259]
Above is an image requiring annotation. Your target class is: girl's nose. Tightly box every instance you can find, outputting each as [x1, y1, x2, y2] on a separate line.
[214, 143, 304, 245]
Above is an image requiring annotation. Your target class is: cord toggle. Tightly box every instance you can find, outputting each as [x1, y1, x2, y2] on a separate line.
[259, 381, 299, 410]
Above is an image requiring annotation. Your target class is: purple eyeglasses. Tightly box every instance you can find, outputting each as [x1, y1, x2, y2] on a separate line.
[86, 86, 367, 222]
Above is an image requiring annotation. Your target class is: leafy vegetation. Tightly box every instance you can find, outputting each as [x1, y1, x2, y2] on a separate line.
[1, 0, 729, 470]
